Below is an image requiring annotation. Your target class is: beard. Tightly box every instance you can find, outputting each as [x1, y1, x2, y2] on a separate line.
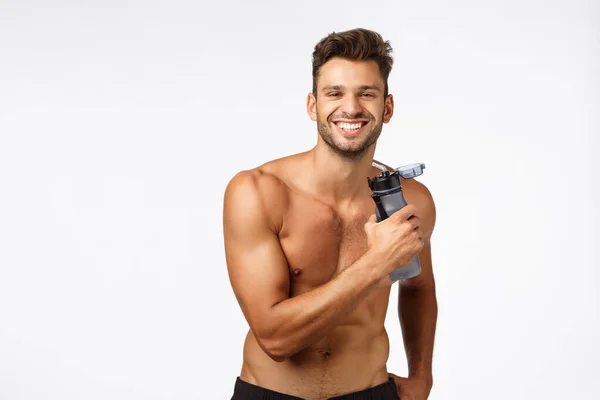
[317, 109, 384, 160]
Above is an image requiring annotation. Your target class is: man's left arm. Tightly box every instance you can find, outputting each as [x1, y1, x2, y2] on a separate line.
[390, 179, 438, 399]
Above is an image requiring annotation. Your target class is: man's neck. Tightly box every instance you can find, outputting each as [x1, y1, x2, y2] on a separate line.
[307, 142, 376, 206]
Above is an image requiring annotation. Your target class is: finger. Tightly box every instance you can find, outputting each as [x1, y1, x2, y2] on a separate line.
[365, 214, 378, 225]
[401, 204, 418, 219]
[400, 392, 415, 400]
[387, 205, 410, 221]
[393, 206, 417, 225]
[407, 215, 421, 229]
[364, 214, 378, 231]
[414, 227, 424, 239]
[388, 373, 409, 385]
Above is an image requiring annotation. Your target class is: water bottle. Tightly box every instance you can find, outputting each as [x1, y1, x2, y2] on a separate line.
[367, 162, 426, 281]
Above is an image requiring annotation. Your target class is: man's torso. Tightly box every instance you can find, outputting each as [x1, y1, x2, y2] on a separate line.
[237, 153, 415, 399]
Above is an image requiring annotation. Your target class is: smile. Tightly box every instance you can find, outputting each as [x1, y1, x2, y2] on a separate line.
[332, 120, 369, 135]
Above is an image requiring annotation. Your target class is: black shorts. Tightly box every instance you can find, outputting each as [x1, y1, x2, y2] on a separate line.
[231, 376, 400, 399]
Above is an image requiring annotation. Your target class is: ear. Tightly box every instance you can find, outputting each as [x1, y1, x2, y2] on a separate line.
[383, 94, 394, 123]
[307, 92, 317, 121]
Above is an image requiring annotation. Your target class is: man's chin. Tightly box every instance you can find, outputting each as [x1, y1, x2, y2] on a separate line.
[326, 140, 374, 159]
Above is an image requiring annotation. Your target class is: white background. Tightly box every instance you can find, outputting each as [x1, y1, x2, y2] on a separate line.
[0, 0, 598, 399]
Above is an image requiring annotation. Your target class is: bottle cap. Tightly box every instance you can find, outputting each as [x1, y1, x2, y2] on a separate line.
[368, 170, 401, 192]
[395, 163, 426, 179]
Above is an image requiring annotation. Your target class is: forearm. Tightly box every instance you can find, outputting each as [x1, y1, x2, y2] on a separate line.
[399, 284, 438, 383]
[263, 251, 380, 360]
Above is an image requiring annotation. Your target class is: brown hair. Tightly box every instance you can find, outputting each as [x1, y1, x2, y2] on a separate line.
[311, 28, 394, 97]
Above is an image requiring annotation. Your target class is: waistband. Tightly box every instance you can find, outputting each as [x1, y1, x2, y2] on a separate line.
[231, 376, 399, 399]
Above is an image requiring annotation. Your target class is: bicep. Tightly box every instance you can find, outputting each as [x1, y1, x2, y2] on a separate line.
[223, 172, 290, 338]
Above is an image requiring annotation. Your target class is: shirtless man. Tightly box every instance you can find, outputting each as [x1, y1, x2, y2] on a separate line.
[223, 28, 438, 400]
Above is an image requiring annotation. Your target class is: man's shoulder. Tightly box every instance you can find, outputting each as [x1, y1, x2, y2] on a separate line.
[225, 156, 295, 197]
[223, 155, 300, 231]
[225, 151, 308, 196]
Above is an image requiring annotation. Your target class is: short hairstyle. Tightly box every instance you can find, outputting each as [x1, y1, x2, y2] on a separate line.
[311, 28, 394, 97]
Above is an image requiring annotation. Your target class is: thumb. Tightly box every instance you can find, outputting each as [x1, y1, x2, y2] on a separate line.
[388, 372, 407, 382]
[364, 214, 378, 232]
[366, 214, 378, 225]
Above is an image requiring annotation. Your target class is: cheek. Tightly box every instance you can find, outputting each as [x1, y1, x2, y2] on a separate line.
[363, 107, 378, 120]
[372, 104, 386, 119]
[316, 104, 334, 121]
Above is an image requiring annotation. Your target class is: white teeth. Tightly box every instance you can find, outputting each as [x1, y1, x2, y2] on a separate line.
[337, 122, 362, 131]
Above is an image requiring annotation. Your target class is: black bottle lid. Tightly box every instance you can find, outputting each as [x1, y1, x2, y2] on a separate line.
[368, 170, 402, 192]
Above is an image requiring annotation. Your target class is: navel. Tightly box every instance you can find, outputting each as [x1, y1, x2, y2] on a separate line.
[292, 268, 302, 276]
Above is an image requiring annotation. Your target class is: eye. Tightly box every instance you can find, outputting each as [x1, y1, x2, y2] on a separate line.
[327, 92, 340, 97]
[361, 93, 374, 97]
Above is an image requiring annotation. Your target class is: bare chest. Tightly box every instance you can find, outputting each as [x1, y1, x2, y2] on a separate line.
[278, 194, 373, 297]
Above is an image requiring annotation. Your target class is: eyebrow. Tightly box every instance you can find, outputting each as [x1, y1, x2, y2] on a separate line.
[322, 85, 381, 92]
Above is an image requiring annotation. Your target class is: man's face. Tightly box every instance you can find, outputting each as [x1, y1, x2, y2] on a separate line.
[307, 57, 394, 159]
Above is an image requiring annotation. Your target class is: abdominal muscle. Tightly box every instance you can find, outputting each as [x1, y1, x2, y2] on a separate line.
[239, 320, 391, 399]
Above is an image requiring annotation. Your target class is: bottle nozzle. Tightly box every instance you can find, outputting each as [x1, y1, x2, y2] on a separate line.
[371, 161, 388, 173]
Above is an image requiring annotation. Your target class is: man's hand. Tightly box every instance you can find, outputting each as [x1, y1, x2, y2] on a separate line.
[389, 373, 431, 400]
[363, 205, 424, 278]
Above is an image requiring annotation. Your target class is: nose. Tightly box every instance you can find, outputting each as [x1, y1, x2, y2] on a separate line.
[340, 94, 363, 116]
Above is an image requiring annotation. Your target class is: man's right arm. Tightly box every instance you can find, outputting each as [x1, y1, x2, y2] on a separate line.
[223, 170, 383, 362]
